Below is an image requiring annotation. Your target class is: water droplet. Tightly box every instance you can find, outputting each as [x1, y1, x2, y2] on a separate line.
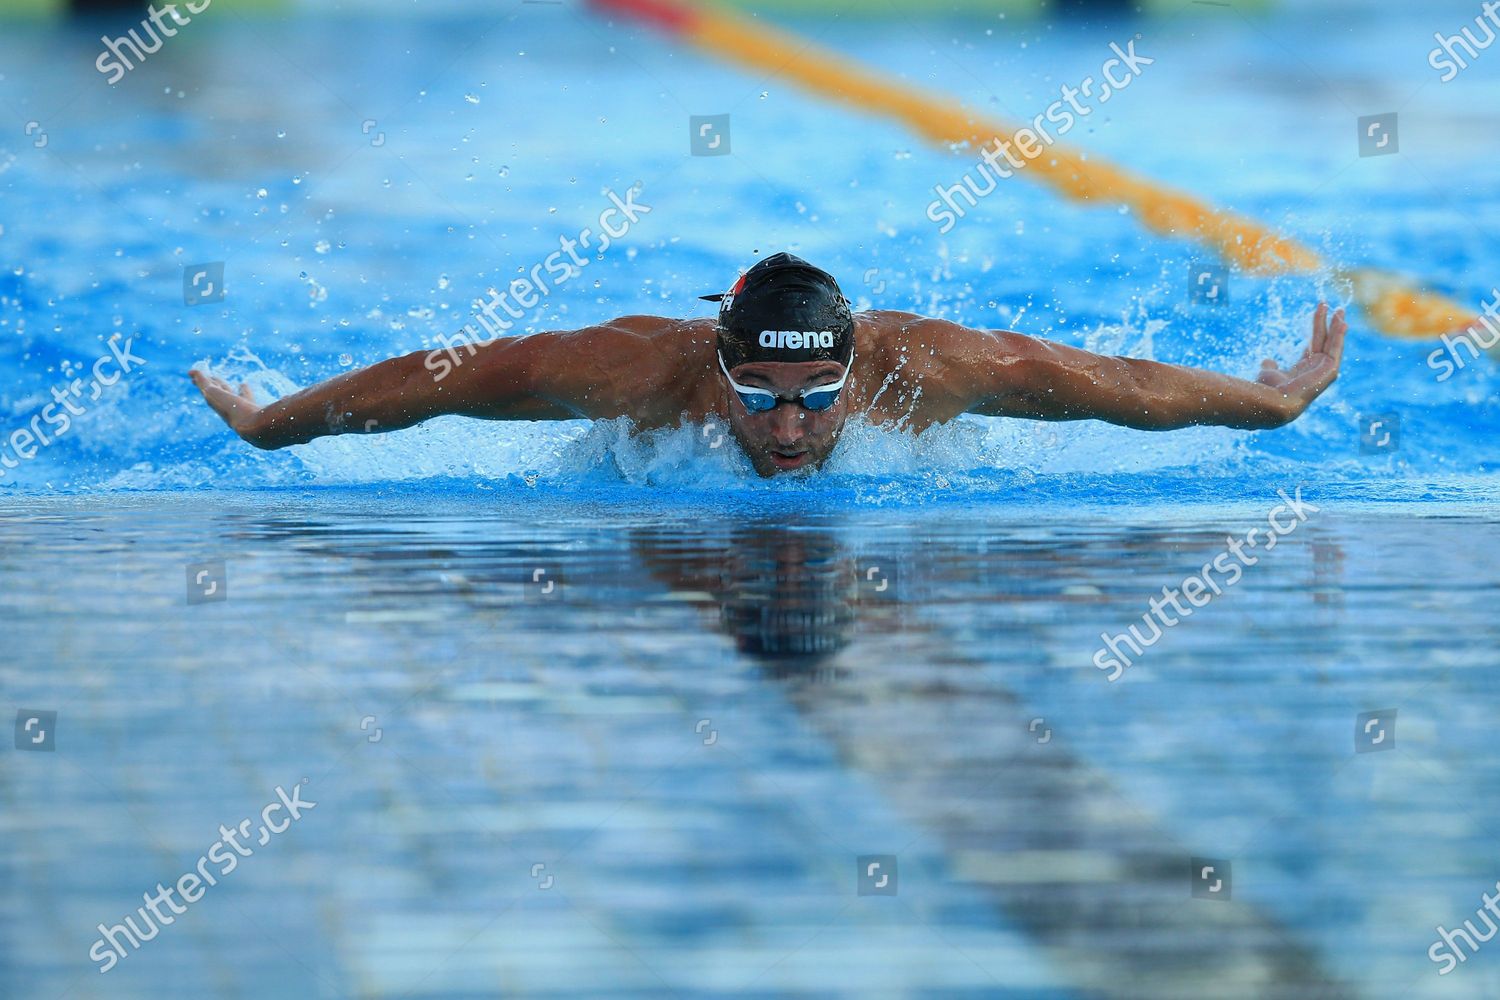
[339, 353, 353, 366]
[464, 94, 480, 104]
[276, 129, 286, 139]
[256, 188, 268, 199]
[438, 275, 451, 290]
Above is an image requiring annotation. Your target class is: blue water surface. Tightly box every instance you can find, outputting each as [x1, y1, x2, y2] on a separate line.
[2, 2, 1500, 998]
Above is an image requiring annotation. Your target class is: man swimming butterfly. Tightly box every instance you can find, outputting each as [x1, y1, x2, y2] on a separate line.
[192, 253, 1346, 477]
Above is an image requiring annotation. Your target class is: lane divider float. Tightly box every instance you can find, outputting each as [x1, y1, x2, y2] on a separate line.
[591, 0, 1478, 342]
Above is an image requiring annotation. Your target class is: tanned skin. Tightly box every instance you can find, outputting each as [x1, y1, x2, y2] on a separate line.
[192, 303, 1346, 478]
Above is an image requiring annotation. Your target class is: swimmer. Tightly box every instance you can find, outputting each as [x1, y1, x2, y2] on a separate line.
[191, 252, 1346, 477]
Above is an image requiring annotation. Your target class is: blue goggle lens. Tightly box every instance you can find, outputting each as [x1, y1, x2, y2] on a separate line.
[736, 391, 777, 413]
[800, 388, 841, 412]
[718, 349, 851, 415]
[734, 387, 842, 413]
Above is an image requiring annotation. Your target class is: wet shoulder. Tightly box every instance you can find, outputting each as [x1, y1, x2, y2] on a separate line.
[594, 315, 717, 424]
[583, 315, 714, 369]
[855, 311, 977, 373]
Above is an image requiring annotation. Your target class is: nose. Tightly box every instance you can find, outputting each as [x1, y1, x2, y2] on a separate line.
[767, 403, 807, 447]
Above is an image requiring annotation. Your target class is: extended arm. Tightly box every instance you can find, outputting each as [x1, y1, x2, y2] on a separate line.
[954, 304, 1346, 430]
[191, 317, 675, 450]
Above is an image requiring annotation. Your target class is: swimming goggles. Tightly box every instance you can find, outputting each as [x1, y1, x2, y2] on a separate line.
[716, 347, 854, 413]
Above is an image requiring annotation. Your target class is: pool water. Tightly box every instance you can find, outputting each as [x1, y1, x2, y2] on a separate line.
[3, 2, 1500, 997]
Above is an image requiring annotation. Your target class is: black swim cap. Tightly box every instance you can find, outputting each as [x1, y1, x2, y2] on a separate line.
[702, 253, 854, 370]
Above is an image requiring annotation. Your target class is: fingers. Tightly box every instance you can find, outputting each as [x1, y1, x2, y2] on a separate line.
[1311, 302, 1328, 355]
[190, 369, 259, 405]
[190, 369, 227, 393]
[1257, 357, 1291, 389]
[1327, 307, 1347, 365]
[1289, 354, 1337, 399]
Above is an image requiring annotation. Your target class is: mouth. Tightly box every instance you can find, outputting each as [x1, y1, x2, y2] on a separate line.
[768, 448, 811, 471]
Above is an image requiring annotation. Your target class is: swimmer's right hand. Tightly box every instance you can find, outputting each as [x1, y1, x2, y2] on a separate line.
[190, 370, 270, 448]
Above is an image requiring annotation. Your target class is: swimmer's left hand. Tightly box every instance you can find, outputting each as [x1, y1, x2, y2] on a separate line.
[1255, 303, 1346, 422]
[191, 369, 267, 445]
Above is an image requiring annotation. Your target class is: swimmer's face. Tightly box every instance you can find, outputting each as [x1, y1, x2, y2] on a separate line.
[723, 359, 851, 476]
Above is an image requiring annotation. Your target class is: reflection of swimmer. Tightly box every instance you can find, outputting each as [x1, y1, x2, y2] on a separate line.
[628, 524, 861, 676]
[193, 252, 1346, 478]
[716, 531, 857, 670]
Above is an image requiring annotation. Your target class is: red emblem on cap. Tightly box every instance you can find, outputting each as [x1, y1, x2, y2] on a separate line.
[720, 272, 748, 314]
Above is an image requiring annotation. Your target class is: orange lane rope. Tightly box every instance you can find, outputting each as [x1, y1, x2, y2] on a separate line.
[592, 0, 1478, 341]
